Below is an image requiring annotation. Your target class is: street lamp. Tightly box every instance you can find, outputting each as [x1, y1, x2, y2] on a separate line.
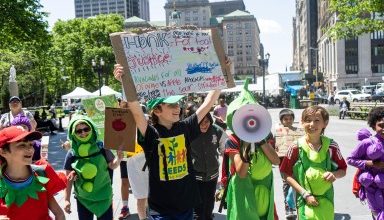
[91, 58, 105, 96]
[258, 53, 270, 107]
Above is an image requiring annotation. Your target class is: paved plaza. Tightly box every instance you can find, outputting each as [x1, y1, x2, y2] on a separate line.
[49, 107, 372, 219]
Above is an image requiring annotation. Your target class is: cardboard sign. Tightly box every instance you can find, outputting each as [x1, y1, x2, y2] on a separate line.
[82, 95, 119, 141]
[110, 28, 235, 101]
[104, 107, 136, 152]
[274, 127, 304, 157]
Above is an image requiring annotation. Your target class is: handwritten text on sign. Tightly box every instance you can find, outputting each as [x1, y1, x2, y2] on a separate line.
[121, 29, 227, 99]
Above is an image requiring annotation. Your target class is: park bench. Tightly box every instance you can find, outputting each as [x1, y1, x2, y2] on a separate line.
[299, 99, 319, 108]
[347, 102, 384, 119]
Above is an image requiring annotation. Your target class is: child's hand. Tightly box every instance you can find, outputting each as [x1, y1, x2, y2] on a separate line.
[64, 200, 71, 214]
[113, 64, 124, 82]
[323, 171, 336, 182]
[67, 171, 77, 182]
[305, 195, 319, 206]
[117, 150, 124, 160]
[61, 140, 71, 151]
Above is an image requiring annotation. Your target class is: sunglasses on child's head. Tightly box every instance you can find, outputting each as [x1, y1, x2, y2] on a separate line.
[75, 127, 91, 134]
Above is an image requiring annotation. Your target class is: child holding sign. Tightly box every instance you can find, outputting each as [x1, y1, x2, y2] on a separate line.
[114, 64, 221, 220]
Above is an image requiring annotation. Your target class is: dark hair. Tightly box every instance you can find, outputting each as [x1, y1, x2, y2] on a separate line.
[367, 107, 384, 129]
[0, 144, 11, 165]
[151, 105, 162, 125]
[186, 104, 213, 124]
[279, 109, 295, 121]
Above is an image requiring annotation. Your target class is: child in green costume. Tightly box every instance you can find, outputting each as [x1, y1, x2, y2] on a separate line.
[63, 114, 123, 220]
[225, 80, 280, 220]
[280, 106, 347, 220]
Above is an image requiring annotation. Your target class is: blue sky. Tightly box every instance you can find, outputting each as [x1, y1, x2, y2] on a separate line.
[40, 0, 295, 73]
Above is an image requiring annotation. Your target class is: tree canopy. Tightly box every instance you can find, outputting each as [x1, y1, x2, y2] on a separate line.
[327, 0, 384, 39]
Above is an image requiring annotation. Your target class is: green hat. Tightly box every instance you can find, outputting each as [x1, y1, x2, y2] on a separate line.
[147, 95, 184, 110]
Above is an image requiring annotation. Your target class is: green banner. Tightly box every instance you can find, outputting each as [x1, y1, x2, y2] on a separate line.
[82, 95, 119, 141]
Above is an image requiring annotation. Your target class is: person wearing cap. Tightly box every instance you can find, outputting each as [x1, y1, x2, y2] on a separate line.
[0, 96, 37, 131]
[273, 109, 304, 218]
[114, 64, 221, 220]
[0, 126, 66, 219]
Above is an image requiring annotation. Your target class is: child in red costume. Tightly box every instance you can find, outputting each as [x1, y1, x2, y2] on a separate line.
[0, 126, 66, 220]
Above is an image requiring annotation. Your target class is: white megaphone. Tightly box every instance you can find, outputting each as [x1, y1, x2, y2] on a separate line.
[232, 104, 272, 144]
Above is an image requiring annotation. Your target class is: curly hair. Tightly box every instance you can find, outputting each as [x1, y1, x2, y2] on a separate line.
[367, 106, 384, 129]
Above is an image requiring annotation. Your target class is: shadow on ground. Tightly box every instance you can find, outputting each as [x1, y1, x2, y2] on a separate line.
[335, 213, 351, 220]
[47, 130, 68, 170]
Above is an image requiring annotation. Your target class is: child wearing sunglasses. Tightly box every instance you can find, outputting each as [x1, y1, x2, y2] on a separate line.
[0, 126, 66, 219]
[347, 106, 384, 219]
[63, 115, 123, 220]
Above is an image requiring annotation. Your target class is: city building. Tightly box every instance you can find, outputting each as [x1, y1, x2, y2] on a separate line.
[317, 0, 384, 91]
[210, 0, 245, 17]
[292, 0, 318, 85]
[164, 0, 211, 28]
[74, 0, 149, 21]
[218, 10, 261, 79]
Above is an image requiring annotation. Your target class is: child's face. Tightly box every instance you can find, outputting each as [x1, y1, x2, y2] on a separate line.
[199, 116, 211, 133]
[374, 118, 384, 137]
[0, 141, 34, 165]
[75, 123, 91, 138]
[301, 111, 328, 137]
[156, 103, 181, 123]
[281, 115, 294, 127]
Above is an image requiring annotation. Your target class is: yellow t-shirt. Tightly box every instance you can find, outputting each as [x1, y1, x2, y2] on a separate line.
[125, 142, 144, 157]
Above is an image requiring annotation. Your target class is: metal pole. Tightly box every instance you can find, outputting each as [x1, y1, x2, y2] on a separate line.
[98, 69, 102, 96]
[262, 61, 266, 107]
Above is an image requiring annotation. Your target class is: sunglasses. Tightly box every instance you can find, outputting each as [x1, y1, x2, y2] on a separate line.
[75, 127, 91, 134]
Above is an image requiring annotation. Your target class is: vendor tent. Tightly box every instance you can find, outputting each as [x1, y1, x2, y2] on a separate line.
[61, 87, 95, 99]
[92, 85, 122, 97]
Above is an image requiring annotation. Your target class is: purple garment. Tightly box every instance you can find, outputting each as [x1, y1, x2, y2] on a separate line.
[10, 113, 32, 131]
[357, 128, 372, 141]
[348, 134, 384, 212]
[32, 140, 41, 161]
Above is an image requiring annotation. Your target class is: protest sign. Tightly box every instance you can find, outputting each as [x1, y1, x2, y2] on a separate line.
[274, 127, 305, 157]
[104, 107, 136, 152]
[110, 28, 235, 101]
[82, 95, 119, 141]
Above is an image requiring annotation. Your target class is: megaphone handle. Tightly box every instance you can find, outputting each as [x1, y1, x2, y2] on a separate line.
[250, 143, 255, 153]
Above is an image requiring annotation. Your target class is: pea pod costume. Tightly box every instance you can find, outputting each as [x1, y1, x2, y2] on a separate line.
[67, 114, 112, 217]
[225, 79, 275, 220]
[293, 136, 335, 220]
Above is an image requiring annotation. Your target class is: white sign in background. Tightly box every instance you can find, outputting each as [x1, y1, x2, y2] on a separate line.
[121, 29, 227, 100]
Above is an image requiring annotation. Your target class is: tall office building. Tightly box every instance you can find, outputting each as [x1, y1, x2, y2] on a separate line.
[210, 0, 245, 17]
[74, 0, 149, 21]
[164, 0, 211, 28]
[317, 0, 384, 91]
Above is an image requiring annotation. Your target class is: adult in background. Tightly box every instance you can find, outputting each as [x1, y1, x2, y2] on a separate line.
[187, 105, 227, 220]
[0, 96, 36, 131]
[213, 98, 227, 130]
[339, 97, 350, 120]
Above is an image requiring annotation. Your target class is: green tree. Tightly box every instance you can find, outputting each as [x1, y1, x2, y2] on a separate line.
[50, 14, 124, 94]
[0, 0, 49, 48]
[327, 0, 384, 39]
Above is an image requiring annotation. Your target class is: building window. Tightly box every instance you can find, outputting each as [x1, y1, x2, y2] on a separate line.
[372, 64, 384, 73]
[246, 56, 252, 61]
[226, 24, 233, 29]
[371, 31, 384, 39]
[372, 44, 384, 56]
[345, 39, 359, 74]
[345, 64, 358, 74]
[193, 10, 198, 14]
[193, 17, 198, 21]
[228, 45, 234, 50]
[185, 17, 190, 21]
[237, 57, 243, 62]
[228, 50, 234, 56]
[228, 37, 233, 42]
[236, 50, 243, 55]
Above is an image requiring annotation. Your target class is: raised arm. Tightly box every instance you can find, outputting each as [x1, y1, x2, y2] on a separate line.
[196, 90, 221, 123]
[114, 65, 148, 136]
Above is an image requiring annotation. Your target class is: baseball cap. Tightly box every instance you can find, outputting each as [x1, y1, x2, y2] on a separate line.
[147, 95, 184, 110]
[9, 96, 21, 103]
[0, 126, 42, 148]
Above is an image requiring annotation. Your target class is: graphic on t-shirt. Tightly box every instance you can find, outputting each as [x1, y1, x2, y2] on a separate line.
[158, 134, 188, 181]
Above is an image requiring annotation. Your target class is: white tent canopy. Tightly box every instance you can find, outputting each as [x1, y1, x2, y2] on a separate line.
[92, 85, 122, 97]
[221, 84, 261, 93]
[61, 87, 95, 99]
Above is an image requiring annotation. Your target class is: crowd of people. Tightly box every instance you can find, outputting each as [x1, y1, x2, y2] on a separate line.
[0, 64, 383, 220]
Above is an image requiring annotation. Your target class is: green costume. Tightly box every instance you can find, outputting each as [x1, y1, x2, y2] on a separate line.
[226, 149, 275, 220]
[225, 79, 275, 220]
[293, 136, 335, 220]
[68, 115, 112, 217]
